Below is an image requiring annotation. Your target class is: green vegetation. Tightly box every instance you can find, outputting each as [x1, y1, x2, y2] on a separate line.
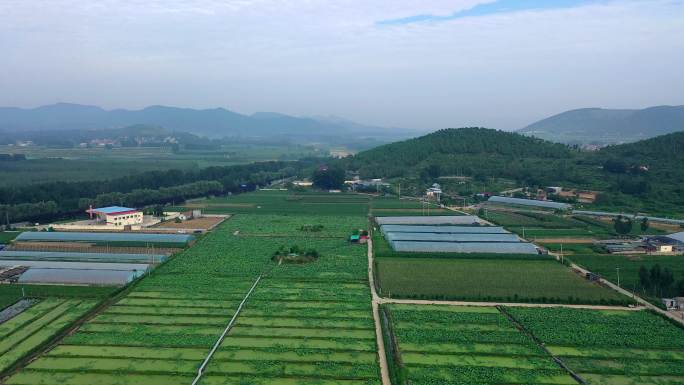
[507, 307, 684, 384]
[5, 197, 380, 384]
[339, 128, 684, 217]
[0, 299, 98, 373]
[0, 143, 320, 187]
[376, 257, 630, 305]
[569, 253, 684, 300]
[383, 304, 575, 385]
[0, 231, 20, 243]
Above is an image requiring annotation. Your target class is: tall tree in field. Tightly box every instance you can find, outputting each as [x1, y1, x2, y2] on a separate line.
[640, 217, 650, 232]
[613, 215, 633, 236]
[312, 166, 345, 190]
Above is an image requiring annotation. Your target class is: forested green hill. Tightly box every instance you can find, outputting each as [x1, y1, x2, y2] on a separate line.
[341, 128, 684, 216]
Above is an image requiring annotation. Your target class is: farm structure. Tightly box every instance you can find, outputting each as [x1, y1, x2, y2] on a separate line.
[3, 209, 382, 385]
[487, 196, 572, 210]
[375, 215, 480, 225]
[0, 231, 184, 286]
[86, 206, 143, 226]
[378, 220, 539, 255]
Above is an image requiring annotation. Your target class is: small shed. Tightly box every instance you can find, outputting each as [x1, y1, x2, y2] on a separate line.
[349, 235, 360, 243]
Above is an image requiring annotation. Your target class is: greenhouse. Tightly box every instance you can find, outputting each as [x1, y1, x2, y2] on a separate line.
[390, 241, 539, 254]
[0, 260, 149, 271]
[376, 216, 480, 225]
[487, 196, 571, 210]
[15, 231, 194, 244]
[385, 232, 521, 243]
[0, 250, 167, 264]
[17, 268, 144, 285]
[380, 225, 509, 235]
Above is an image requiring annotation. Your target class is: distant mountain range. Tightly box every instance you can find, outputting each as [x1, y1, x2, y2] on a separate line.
[519, 105, 684, 145]
[0, 103, 420, 145]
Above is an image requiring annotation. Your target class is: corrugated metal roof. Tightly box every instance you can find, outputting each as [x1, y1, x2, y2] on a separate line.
[385, 232, 521, 243]
[390, 241, 538, 254]
[488, 196, 572, 210]
[666, 232, 684, 243]
[89, 206, 138, 214]
[376, 216, 480, 225]
[16, 232, 193, 244]
[380, 225, 509, 234]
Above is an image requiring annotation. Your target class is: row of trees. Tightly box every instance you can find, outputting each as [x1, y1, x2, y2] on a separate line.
[638, 264, 684, 298]
[1, 161, 307, 224]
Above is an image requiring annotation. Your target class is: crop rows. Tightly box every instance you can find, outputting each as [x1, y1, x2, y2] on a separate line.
[6, 208, 379, 385]
[506, 307, 684, 385]
[198, 278, 380, 385]
[0, 298, 97, 373]
[385, 304, 575, 385]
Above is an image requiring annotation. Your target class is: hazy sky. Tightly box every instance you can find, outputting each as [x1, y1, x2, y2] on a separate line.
[1, 0, 683, 130]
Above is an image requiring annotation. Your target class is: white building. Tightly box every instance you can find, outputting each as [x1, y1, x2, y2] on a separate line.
[87, 206, 143, 226]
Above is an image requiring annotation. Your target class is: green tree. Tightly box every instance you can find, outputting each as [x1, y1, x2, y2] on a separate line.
[312, 166, 345, 190]
[640, 217, 649, 232]
[613, 215, 633, 235]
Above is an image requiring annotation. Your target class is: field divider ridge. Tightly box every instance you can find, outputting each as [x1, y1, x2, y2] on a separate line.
[190, 274, 262, 385]
[497, 305, 587, 385]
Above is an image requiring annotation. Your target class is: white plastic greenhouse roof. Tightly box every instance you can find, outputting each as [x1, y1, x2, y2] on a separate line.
[375, 216, 481, 225]
[390, 241, 539, 254]
[0, 260, 149, 271]
[0, 250, 167, 264]
[380, 225, 509, 234]
[385, 232, 521, 243]
[15, 231, 194, 244]
[488, 196, 571, 210]
[18, 268, 143, 285]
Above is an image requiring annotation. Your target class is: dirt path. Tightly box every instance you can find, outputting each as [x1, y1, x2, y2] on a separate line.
[367, 238, 391, 385]
[377, 298, 641, 310]
[550, 252, 684, 326]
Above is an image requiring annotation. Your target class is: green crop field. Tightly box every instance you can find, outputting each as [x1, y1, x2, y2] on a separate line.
[383, 304, 576, 385]
[485, 210, 666, 241]
[507, 307, 684, 385]
[568, 253, 684, 301]
[5, 208, 380, 385]
[0, 298, 98, 373]
[376, 257, 630, 305]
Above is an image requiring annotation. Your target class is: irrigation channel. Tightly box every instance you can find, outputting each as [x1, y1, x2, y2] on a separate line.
[190, 275, 262, 385]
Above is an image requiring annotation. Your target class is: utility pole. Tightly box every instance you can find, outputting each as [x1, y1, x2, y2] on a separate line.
[616, 267, 620, 287]
[560, 243, 564, 264]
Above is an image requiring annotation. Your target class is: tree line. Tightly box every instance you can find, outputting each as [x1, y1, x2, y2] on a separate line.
[0, 161, 306, 224]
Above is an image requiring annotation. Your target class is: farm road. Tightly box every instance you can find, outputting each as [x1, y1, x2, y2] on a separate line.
[367, 238, 391, 385]
[377, 298, 642, 311]
[551, 253, 684, 326]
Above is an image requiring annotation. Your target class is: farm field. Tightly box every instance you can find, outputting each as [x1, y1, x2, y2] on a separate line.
[0, 232, 20, 244]
[0, 143, 319, 186]
[485, 210, 666, 241]
[4, 207, 380, 385]
[382, 304, 575, 385]
[0, 298, 99, 373]
[376, 257, 630, 305]
[568, 253, 684, 300]
[507, 307, 684, 385]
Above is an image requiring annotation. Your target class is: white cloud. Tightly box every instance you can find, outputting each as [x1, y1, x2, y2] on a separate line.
[0, 0, 682, 129]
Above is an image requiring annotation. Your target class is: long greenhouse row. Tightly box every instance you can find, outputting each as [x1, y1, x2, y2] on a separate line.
[377, 218, 539, 254]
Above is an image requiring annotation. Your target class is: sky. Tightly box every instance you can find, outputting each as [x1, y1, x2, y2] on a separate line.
[1, 0, 683, 130]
